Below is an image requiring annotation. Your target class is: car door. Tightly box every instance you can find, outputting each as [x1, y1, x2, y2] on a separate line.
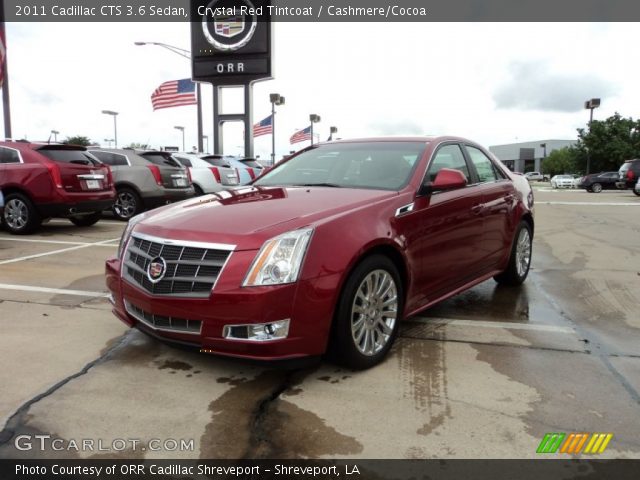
[398, 143, 485, 307]
[463, 144, 516, 270]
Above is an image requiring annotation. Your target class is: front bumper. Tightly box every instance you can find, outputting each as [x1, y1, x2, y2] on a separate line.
[105, 253, 339, 361]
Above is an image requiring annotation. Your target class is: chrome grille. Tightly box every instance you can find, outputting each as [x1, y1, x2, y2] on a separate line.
[125, 300, 202, 334]
[123, 234, 233, 298]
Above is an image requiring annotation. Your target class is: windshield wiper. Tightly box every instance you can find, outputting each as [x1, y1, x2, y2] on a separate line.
[295, 183, 342, 188]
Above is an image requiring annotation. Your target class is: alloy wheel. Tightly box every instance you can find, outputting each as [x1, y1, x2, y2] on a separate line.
[350, 269, 398, 356]
[5, 198, 29, 230]
[114, 191, 137, 219]
[515, 227, 532, 278]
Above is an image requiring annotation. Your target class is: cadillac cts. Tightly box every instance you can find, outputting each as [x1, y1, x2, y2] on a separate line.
[106, 137, 534, 369]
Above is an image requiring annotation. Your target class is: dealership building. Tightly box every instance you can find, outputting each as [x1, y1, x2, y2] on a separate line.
[489, 139, 577, 173]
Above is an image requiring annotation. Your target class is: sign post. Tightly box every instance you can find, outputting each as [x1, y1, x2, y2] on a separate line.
[191, 0, 273, 156]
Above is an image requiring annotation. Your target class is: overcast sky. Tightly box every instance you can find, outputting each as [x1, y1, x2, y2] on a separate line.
[3, 22, 635, 158]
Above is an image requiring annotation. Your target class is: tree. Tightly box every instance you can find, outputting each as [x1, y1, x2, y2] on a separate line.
[574, 113, 640, 173]
[62, 135, 92, 146]
[542, 147, 580, 176]
[125, 142, 150, 150]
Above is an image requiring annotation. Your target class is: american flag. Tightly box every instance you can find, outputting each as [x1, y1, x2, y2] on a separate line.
[151, 79, 197, 111]
[290, 126, 312, 144]
[253, 115, 273, 137]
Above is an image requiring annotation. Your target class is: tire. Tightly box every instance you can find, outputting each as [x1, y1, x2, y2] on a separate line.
[591, 183, 603, 193]
[113, 187, 142, 221]
[1, 193, 42, 235]
[193, 184, 204, 196]
[633, 185, 640, 197]
[494, 221, 532, 286]
[330, 255, 403, 370]
[69, 212, 102, 227]
[586, 188, 593, 193]
[551, 183, 557, 189]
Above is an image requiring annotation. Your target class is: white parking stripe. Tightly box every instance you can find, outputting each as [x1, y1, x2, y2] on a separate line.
[0, 283, 108, 297]
[0, 238, 120, 265]
[409, 317, 575, 333]
[539, 201, 639, 206]
[0, 237, 118, 247]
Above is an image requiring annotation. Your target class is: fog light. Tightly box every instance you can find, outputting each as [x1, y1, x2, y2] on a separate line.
[223, 319, 290, 342]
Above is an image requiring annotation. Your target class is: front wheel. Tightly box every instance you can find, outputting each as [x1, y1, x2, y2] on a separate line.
[591, 183, 603, 193]
[633, 185, 640, 196]
[494, 221, 532, 286]
[69, 212, 102, 227]
[331, 255, 403, 370]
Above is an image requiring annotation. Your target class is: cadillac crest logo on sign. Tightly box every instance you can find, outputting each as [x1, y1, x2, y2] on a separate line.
[202, 0, 258, 51]
[147, 257, 167, 283]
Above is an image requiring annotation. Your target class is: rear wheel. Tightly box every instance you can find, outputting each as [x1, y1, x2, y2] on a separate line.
[494, 221, 532, 286]
[69, 212, 102, 227]
[113, 187, 142, 221]
[331, 255, 402, 370]
[193, 184, 204, 196]
[2, 193, 41, 235]
[591, 183, 603, 193]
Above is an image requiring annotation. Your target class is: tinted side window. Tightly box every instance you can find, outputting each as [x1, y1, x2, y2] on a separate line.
[37, 148, 101, 166]
[426, 144, 470, 183]
[174, 156, 192, 168]
[466, 146, 498, 183]
[91, 151, 128, 166]
[205, 158, 231, 168]
[0, 147, 21, 163]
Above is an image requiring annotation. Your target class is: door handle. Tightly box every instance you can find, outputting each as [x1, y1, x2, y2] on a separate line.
[471, 204, 483, 215]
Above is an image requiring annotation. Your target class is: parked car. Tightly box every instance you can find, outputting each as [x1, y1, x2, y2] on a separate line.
[617, 159, 640, 196]
[636, 176, 640, 196]
[0, 142, 115, 234]
[88, 148, 195, 220]
[550, 174, 577, 189]
[238, 157, 265, 174]
[106, 136, 534, 369]
[577, 172, 620, 192]
[524, 171, 549, 182]
[200, 155, 262, 184]
[172, 153, 239, 195]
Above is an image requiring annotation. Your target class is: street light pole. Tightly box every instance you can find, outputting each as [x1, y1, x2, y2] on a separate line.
[101, 110, 118, 148]
[269, 93, 285, 165]
[135, 41, 203, 153]
[329, 126, 338, 141]
[584, 98, 601, 174]
[174, 126, 185, 151]
[51, 130, 59, 142]
[309, 114, 321, 146]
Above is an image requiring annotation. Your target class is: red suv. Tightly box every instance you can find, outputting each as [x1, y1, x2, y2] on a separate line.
[0, 142, 115, 234]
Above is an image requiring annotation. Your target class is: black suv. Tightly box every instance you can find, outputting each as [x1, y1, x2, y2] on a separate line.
[617, 159, 640, 196]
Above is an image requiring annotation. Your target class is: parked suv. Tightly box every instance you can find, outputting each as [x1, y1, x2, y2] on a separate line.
[172, 153, 239, 195]
[89, 149, 195, 220]
[617, 159, 640, 196]
[0, 142, 115, 234]
[577, 172, 620, 192]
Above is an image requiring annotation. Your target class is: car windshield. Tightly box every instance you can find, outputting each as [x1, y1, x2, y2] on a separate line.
[254, 142, 426, 190]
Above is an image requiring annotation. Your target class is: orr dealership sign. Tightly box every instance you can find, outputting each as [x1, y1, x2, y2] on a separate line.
[191, 0, 273, 84]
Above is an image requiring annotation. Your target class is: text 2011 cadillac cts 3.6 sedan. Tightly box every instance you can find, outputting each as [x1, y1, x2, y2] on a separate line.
[106, 137, 534, 369]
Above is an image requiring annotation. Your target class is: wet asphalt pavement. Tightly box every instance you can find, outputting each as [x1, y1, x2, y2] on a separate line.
[0, 187, 639, 459]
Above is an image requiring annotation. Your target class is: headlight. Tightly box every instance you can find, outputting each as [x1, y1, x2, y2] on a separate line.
[116, 213, 146, 259]
[243, 228, 313, 286]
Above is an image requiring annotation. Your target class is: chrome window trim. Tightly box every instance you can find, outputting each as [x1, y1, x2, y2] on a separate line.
[124, 300, 202, 336]
[131, 231, 236, 252]
[0, 146, 25, 164]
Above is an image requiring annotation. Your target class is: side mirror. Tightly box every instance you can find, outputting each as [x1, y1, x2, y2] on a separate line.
[419, 168, 467, 195]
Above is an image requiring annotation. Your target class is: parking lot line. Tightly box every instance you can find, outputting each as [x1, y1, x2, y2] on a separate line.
[0, 237, 118, 247]
[409, 317, 576, 333]
[539, 201, 639, 206]
[0, 283, 108, 297]
[0, 238, 120, 265]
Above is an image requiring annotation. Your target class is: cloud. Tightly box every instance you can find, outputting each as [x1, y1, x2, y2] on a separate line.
[22, 87, 62, 107]
[493, 61, 615, 112]
[366, 120, 424, 136]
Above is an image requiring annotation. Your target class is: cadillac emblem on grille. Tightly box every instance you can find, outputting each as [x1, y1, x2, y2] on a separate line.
[147, 257, 167, 283]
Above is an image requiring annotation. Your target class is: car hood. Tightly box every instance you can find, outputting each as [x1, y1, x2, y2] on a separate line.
[135, 186, 397, 250]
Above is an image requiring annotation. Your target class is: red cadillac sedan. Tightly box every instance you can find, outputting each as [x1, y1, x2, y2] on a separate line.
[106, 137, 534, 369]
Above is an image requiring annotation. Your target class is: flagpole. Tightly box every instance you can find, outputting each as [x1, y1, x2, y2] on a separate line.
[271, 104, 275, 165]
[1, 0, 12, 140]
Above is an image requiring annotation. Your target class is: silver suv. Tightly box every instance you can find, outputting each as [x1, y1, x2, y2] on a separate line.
[89, 148, 195, 220]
